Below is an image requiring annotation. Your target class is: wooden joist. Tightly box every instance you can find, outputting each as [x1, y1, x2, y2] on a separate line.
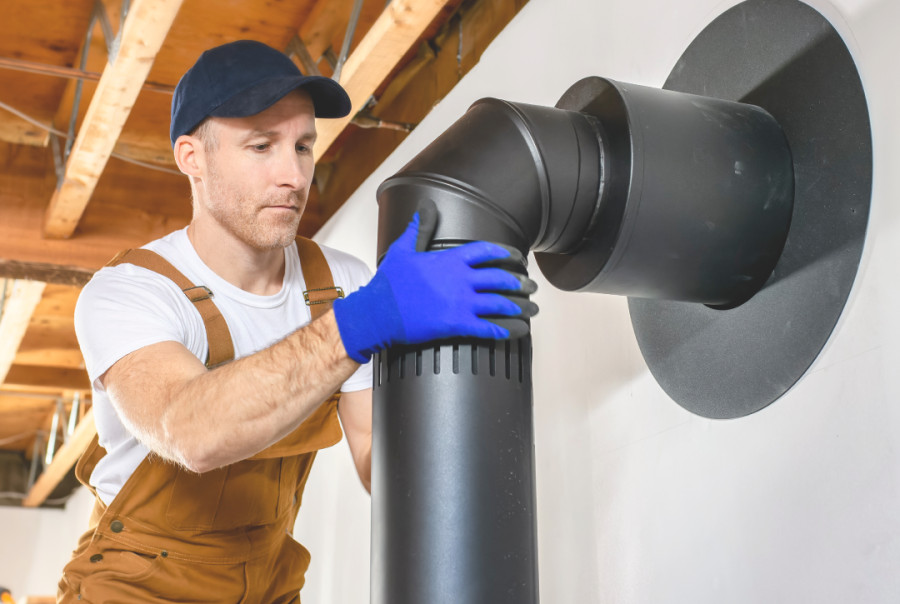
[0, 259, 95, 287]
[43, 0, 185, 239]
[0, 112, 50, 147]
[0, 280, 47, 385]
[313, 0, 455, 160]
[22, 407, 96, 507]
[4, 365, 91, 392]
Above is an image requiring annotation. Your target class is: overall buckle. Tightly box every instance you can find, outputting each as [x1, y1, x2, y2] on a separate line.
[304, 286, 345, 306]
[183, 285, 213, 302]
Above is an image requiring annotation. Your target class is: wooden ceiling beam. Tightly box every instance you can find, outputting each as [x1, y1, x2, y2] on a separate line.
[0, 259, 95, 287]
[0, 112, 50, 148]
[22, 407, 96, 508]
[312, 0, 456, 161]
[42, 0, 185, 239]
[0, 280, 47, 386]
[14, 283, 85, 369]
[4, 365, 91, 392]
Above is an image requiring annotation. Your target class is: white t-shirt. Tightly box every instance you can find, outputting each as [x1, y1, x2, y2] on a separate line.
[74, 227, 373, 505]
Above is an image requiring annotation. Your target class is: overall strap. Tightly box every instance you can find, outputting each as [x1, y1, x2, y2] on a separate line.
[296, 237, 344, 319]
[106, 248, 236, 367]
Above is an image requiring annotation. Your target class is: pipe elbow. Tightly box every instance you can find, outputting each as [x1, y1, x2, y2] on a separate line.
[376, 98, 605, 261]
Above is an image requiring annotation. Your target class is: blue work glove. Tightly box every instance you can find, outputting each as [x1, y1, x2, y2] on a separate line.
[332, 203, 538, 363]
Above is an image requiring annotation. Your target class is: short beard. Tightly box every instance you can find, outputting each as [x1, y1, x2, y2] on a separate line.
[202, 155, 305, 252]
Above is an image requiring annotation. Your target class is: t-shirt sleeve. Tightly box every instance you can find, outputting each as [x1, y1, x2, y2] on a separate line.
[74, 265, 205, 386]
[321, 245, 375, 393]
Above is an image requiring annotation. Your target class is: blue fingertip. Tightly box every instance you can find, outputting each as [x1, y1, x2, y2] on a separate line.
[487, 243, 512, 258]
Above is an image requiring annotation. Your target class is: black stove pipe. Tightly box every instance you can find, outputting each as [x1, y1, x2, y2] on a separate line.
[372, 77, 793, 604]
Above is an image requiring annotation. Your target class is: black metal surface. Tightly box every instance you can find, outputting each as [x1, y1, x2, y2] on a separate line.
[628, 0, 873, 418]
[371, 337, 538, 604]
[376, 98, 603, 259]
[542, 77, 794, 306]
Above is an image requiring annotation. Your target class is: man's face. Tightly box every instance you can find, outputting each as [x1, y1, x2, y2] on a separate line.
[199, 89, 317, 251]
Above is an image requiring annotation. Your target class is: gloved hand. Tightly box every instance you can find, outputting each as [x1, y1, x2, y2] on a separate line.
[333, 202, 538, 363]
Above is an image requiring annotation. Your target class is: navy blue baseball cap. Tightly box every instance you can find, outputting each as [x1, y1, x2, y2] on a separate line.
[170, 40, 352, 146]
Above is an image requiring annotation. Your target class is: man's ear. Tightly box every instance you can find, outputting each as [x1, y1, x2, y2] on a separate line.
[173, 135, 204, 177]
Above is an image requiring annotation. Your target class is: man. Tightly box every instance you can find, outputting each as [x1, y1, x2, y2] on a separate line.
[59, 40, 536, 603]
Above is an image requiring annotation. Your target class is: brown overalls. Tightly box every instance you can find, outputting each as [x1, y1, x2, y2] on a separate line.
[58, 238, 346, 604]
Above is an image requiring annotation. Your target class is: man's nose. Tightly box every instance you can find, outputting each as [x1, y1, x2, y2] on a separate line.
[276, 146, 308, 190]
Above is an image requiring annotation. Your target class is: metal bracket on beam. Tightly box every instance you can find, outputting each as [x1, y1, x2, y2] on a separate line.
[108, 0, 131, 64]
[50, 133, 65, 189]
[285, 35, 323, 77]
[351, 112, 416, 132]
[61, 0, 132, 175]
[93, 1, 115, 58]
[27, 432, 44, 491]
[64, 4, 98, 163]
[45, 399, 65, 465]
[67, 392, 81, 439]
[332, 0, 365, 82]
[92, 0, 130, 63]
[321, 47, 338, 71]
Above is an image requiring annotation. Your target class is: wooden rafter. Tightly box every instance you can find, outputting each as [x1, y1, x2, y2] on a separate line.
[42, 0, 184, 239]
[22, 407, 96, 507]
[4, 366, 91, 392]
[0, 280, 47, 385]
[0, 259, 95, 287]
[312, 0, 456, 160]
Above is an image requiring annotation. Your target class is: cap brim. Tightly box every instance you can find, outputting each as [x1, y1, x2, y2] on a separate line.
[209, 75, 352, 120]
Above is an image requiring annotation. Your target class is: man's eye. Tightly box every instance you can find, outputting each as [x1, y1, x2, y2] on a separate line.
[254, 143, 269, 151]
[296, 145, 310, 153]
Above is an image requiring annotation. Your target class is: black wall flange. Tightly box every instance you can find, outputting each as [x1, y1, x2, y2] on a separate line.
[629, 0, 872, 419]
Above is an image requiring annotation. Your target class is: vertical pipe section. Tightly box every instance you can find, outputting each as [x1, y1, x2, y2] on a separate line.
[372, 336, 537, 604]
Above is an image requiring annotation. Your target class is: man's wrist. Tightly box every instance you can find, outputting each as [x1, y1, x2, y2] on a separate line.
[333, 273, 404, 363]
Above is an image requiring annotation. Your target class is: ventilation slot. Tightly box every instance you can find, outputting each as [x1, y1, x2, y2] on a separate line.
[400, 352, 406, 379]
[489, 343, 496, 377]
[416, 350, 423, 376]
[452, 344, 460, 374]
[434, 346, 441, 375]
[505, 341, 511, 380]
[471, 345, 478, 375]
[518, 339, 524, 383]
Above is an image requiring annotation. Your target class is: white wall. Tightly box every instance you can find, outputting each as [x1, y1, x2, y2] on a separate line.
[0, 486, 95, 601]
[300, 0, 900, 602]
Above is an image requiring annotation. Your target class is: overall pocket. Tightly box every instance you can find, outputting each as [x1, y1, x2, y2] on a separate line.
[166, 458, 282, 530]
[79, 549, 248, 604]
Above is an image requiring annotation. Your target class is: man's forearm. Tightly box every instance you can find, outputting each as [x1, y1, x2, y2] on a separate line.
[162, 310, 358, 471]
